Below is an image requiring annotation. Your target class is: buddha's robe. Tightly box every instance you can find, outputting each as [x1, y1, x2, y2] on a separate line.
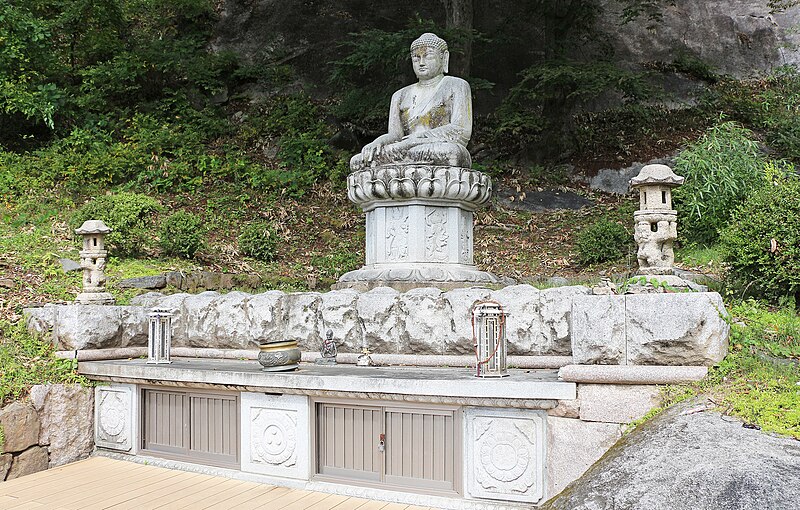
[350, 76, 472, 170]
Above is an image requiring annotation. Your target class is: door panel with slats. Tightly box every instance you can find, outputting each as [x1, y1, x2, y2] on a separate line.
[315, 401, 461, 494]
[141, 388, 239, 469]
[317, 403, 383, 481]
[384, 407, 457, 491]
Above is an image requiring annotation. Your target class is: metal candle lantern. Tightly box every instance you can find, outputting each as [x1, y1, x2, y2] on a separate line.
[147, 308, 173, 364]
[472, 301, 509, 378]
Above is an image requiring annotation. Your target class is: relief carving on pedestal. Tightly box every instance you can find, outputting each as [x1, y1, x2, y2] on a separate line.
[471, 415, 541, 501]
[96, 387, 132, 451]
[385, 207, 409, 261]
[459, 211, 472, 264]
[425, 207, 449, 261]
[250, 408, 297, 467]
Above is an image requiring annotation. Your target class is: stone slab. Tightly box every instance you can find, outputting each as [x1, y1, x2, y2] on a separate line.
[79, 359, 577, 401]
[571, 295, 626, 365]
[464, 408, 546, 504]
[578, 384, 660, 424]
[117, 275, 166, 289]
[240, 393, 309, 480]
[546, 417, 624, 499]
[59, 258, 82, 273]
[558, 365, 708, 384]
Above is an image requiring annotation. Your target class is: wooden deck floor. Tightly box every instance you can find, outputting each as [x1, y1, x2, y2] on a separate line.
[0, 457, 436, 510]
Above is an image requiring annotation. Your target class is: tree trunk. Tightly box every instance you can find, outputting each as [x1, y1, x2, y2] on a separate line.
[444, 0, 473, 77]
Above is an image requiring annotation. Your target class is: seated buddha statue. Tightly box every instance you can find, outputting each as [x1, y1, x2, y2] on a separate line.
[350, 32, 473, 171]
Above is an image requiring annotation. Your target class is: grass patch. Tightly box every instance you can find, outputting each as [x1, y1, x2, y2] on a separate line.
[675, 244, 724, 269]
[705, 351, 799, 438]
[0, 320, 90, 407]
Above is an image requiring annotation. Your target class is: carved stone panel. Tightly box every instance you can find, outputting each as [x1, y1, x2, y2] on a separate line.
[95, 384, 135, 452]
[240, 393, 309, 479]
[425, 207, 450, 262]
[464, 407, 546, 504]
[459, 209, 473, 265]
[385, 206, 409, 262]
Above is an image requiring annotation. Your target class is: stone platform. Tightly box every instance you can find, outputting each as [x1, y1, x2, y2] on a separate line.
[79, 358, 575, 406]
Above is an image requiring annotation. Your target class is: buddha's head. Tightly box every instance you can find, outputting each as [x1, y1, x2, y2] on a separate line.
[410, 33, 449, 80]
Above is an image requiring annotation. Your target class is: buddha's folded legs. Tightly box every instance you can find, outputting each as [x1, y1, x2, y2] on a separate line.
[350, 141, 472, 171]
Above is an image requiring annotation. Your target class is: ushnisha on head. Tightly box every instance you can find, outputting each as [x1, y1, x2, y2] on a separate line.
[410, 32, 449, 78]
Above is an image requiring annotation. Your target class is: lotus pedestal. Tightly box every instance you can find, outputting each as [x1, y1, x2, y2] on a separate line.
[335, 165, 502, 290]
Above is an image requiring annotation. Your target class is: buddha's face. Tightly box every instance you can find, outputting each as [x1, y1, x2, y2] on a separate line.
[412, 46, 445, 80]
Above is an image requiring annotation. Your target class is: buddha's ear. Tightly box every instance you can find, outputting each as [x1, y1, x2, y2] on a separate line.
[442, 50, 450, 74]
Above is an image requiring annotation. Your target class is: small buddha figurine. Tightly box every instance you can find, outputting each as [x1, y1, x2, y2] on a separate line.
[350, 32, 472, 171]
[315, 329, 338, 365]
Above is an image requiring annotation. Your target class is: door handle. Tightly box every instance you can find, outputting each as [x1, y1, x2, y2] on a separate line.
[378, 433, 385, 453]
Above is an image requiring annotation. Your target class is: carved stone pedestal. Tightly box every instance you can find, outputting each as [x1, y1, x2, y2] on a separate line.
[336, 164, 503, 290]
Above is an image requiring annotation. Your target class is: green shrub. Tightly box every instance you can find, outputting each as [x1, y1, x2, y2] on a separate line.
[72, 192, 161, 256]
[575, 219, 631, 265]
[238, 221, 278, 262]
[0, 320, 89, 407]
[672, 121, 766, 245]
[159, 211, 206, 258]
[243, 95, 340, 197]
[719, 175, 800, 304]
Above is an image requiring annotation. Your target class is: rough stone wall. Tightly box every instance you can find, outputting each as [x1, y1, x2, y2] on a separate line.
[211, 0, 800, 101]
[600, 0, 800, 78]
[25, 285, 586, 355]
[0, 385, 94, 481]
[24, 286, 729, 364]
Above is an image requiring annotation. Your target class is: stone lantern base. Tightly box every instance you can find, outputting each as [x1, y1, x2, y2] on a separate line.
[335, 164, 505, 291]
[75, 291, 116, 305]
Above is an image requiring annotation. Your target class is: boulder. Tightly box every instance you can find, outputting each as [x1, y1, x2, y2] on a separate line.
[571, 295, 626, 364]
[490, 284, 543, 354]
[50, 305, 123, 350]
[0, 402, 40, 453]
[626, 292, 729, 365]
[319, 289, 362, 353]
[118, 307, 149, 347]
[246, 290, 287, 345]
[210, 291, 253, 349]
[283, 292, 322, 350]
[6, 446, 49, 480]
[542, 400, 800, 509]
[442, 287, 492, 355]
[24, 306, 57, 338]
[598, 0, 800, 79]
[29, 384, 94, 467]
[539, 286, 590, 355]
[0, 453, 11, 481]
[356, 287, 401, 353]
[398, 287, 452, 355]
[129, 292, 166, 308]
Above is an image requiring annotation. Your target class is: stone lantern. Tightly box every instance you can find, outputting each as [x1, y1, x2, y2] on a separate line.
[75, 219, 115, 305]
[629, 164, 685, 277]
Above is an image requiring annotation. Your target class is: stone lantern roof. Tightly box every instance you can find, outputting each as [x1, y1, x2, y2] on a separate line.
[75, 219, 112, 235]
[630, 164, 685, 189]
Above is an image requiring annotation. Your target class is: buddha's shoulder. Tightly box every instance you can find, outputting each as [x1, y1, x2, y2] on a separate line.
[441, 76, 470, 90]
